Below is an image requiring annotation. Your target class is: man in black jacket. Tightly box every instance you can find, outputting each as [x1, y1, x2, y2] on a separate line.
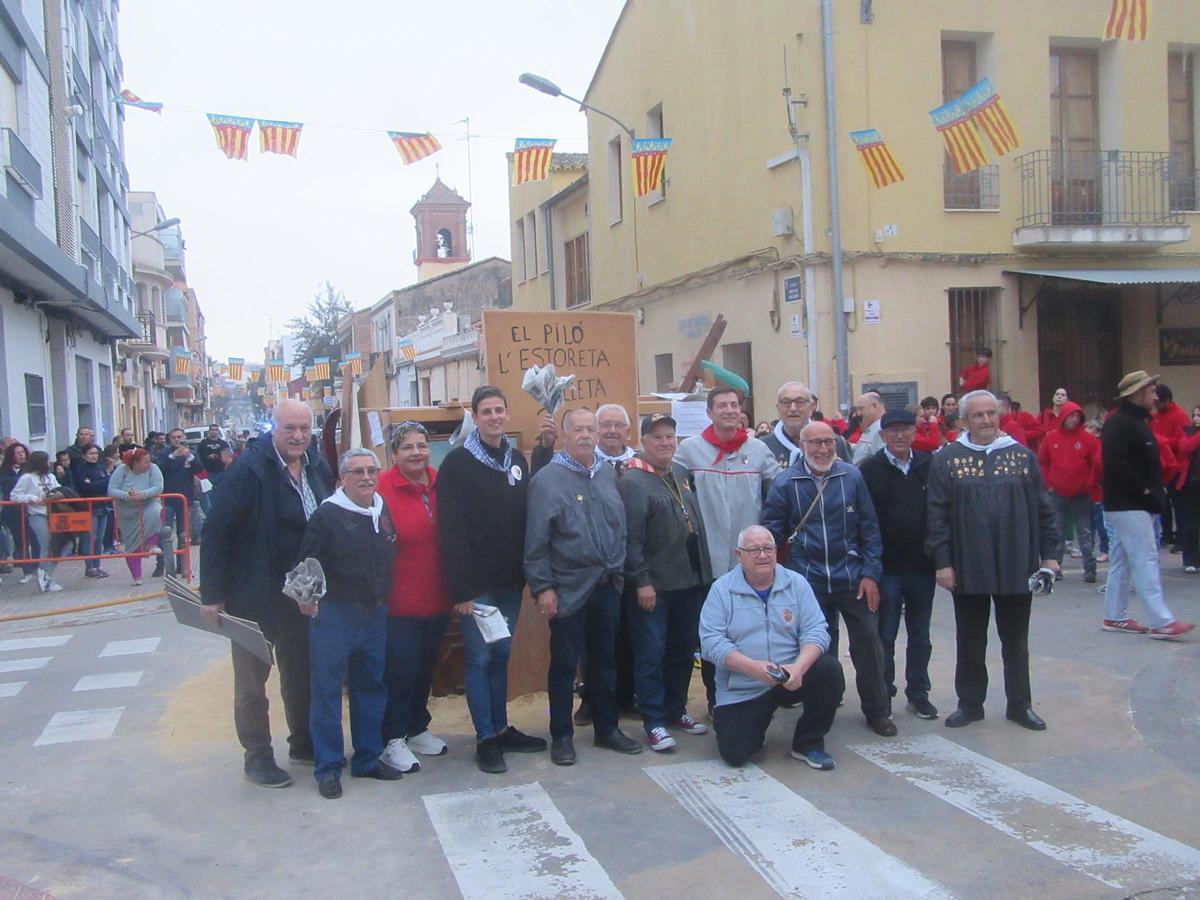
[860, 410, 938, 721]
[1101, 371, 1195, 639]
[437, 386, 546, 775]
[298, 448, 404, 799]
[157, 428, 201, 577]
[201, 400, 332, 788]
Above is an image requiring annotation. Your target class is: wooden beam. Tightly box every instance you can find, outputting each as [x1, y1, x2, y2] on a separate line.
[678, 314, 727, 393]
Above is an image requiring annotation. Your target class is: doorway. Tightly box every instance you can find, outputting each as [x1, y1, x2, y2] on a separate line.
[1037, 287, 1122, 415]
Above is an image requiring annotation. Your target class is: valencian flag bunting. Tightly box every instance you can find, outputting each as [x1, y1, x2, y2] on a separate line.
[207, 114, 254, 160]
[117, 89, 162, 114]
[304, 365, 317, 382]
[389, 131, 442, 165]
[632, 138, 672, 197]
[849, 129, 905, 188]
[227, 358, 244, 382]
[959, 78, 1021, 157]
[258, 119, 303, 157]
[398, 339, 416, 363]
[1105, 0, 1149, 40]
[930, 97, 988, 175]
[313, 357, 331, 380]
[344, 352, 364, 376]
[266, 359, 289, 383]
[173, 348, 193, 376]
[512, 138, 556, 185]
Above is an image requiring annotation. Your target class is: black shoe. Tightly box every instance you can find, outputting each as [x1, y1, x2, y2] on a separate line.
[351, 760, 404, 780]
[151, 559, 165, 578]
[0, 564, 13, 574]
[1083, 571, 1097, 584]
[317, 774, 342, 799]
[475, 738, 507, 774]
[906, 699, 940, 720]
[594, 729, 643, 754]
[551, 736, 576, 766]
[573, 700, 592, 727]
[868, 717, 898, 737]
[495, 726, 547, 753]
[945, 707, 985, 728]
[1006, 707, 1046, 731]
[288, 745, 315, 764]
[244, 757, 293, 788]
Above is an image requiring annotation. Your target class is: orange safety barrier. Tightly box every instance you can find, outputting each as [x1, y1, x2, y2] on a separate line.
[0, 493, 193, 580]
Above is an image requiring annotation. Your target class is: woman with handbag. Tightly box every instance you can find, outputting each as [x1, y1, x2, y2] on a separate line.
[10, 451, 63, 592]
[107, 447, 164, 586]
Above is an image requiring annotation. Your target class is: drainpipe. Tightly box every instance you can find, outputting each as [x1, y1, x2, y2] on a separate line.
[795, 143, 819, 396]
[821, 0, 850, 413]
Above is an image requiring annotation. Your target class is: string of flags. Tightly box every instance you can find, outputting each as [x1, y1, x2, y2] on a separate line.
[849, 130, 905, 188]
[632, 139, 672, 197]
[511, 138, 556, 185]
[1105, 0, 1149, 41]
[227, 358, 244, 382]
[173, 348, 192, 376]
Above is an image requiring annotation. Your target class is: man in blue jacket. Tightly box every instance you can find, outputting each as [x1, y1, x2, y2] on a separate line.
[700, 525, 844, 769]
[762, 421, 893, 736]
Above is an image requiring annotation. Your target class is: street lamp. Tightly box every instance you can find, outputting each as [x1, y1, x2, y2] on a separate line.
[519, 72, 635, 139]
[131, 217, 181, 239]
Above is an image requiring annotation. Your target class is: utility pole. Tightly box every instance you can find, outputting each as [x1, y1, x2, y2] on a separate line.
[821, 0, 851, 413]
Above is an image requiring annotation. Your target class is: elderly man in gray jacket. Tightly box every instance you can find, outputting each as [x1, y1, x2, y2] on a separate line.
[700, 525, 845, 770]
[526, 408, 643, 766]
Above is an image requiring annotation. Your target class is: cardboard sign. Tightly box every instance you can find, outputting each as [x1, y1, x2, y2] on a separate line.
[481, 310, 638, 448]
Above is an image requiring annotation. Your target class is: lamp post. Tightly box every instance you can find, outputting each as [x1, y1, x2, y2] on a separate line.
[131, 217, 180, 239]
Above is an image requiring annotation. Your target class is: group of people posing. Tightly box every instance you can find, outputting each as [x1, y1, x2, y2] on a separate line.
[197, 363, 1194, 799]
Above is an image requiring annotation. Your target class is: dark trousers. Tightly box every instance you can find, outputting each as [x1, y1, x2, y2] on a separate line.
[952, 592, 1033, 713]
[1177, 487, 1200, 568]
[231, 596, 312, 765]
[548, 581, 620, 740]
[627, 585, 704, 732]
[816, 588, 891, 720]
[309, 601, 387, 778]
[713, 654, 845, 766]
[579, 590, 636, 712]
[382, 613, 448, 742]
[877, 571, 935, 703]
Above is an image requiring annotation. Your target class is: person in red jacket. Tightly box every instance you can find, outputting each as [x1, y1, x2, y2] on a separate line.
[1151, 383, 1190, 549]
[912, 396, 946, 453]
[958, 348, 992, 393]
[1038, 402, 1101, 582]
[1038, 387, 1069, 436]
[997, 394, 1029, 447]
[1012, 400, 1045, 451]
[1175, 407, 1200, 572]
[376, 421, 453, 774]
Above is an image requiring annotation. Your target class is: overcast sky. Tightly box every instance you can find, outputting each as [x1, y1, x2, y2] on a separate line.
[118, 0, 625, 361]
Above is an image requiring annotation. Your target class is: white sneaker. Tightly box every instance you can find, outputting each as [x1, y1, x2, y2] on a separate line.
[36, 569, 48, 591]
[407, 730, 448, 756]
[381, 738, 420, 773]
[18, 574, 32, 584]
[45, 581, 63, 593]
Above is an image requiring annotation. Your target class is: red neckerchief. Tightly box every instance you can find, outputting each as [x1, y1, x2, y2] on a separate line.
[702, 425, 750, 463]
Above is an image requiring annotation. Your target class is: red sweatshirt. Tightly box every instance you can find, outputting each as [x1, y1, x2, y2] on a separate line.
[1000, 412, 1028, 447]
[377, 465, 451, 617]
[959, 362, 990, 392]
[1037, 402, 1099, 498]
[1151, 402, 1190, 479]
[1017, 410, 1044, 450]
[912, 418, 944, 453]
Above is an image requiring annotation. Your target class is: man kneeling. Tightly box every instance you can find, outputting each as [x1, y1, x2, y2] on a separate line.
[700, 525, 845, 769]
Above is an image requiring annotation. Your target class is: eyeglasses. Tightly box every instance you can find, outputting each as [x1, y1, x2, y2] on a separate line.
[804, 438, 837, 447]
[778, 397, 812, 407]
[345, 467, 379, 478]
[737, 545, 776, 556]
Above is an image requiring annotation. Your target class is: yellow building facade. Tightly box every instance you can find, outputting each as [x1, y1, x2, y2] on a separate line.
[511, 0, 1200, 422]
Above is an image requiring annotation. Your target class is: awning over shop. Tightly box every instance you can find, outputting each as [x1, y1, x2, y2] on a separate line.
[1003, 268, 1200, 285]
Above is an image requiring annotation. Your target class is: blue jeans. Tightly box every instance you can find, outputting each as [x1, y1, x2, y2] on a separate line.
[308, 601, 387, 778]
[1092, 503, 1109, 554]
[877, 571, 935, 704]
[548, 581, 621, 739]
[627, 585, 704, 732]
[84, 506, 112, 570]
[163, 496, 187, 549]
[461, 589, 521, 742]
[1049, 492, 1095, 575]
[382, 613, 448, 742]
[1104, 510, 1177, 629]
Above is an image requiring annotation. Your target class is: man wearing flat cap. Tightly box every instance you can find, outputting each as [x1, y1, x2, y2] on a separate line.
[1100, 371, 1195, 639]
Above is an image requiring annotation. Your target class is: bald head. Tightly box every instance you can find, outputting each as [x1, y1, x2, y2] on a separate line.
[800, 421, 837, 473]
[271, 399, 314, 464]
[855, 392, 884, 427]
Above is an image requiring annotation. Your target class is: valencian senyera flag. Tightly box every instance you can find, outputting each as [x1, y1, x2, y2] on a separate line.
[631, 138, 672, 197]
[344, 352, 364, 376]
[227, 358, 244, 382]
[930, 97, 988, 175]
[313, 357, 331, 380]
[959, 79, 1021, 157]
[266, 359, 288, 383]
[258, 119, 303, 157]
[849, 129, 905, 188]
[512, 138, 556, 185]
[117, 89, 162, 114]
[304, 366, 317, 382]
[173, 348, 192, 376]
[207, 114, 254, 160]
[1105, 0, 1149, 40]
[389, 131, 442, 165]
[398, 339, 416, 363]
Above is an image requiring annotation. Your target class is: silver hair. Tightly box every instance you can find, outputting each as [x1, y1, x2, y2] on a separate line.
[737, 524, 773, 547]
[775, 381, 811, 403]
[960, 390, 998, 416]
[595, 403, 630, 425]
[338, 447, 378, 475]
[271, 399, 314, 427]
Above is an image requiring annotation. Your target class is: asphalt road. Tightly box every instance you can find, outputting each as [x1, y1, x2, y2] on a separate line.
[1, 557, 1198, 899]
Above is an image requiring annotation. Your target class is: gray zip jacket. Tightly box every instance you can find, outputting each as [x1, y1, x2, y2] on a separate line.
[524, 459, 626, 618]
[700, 564, 830, 707]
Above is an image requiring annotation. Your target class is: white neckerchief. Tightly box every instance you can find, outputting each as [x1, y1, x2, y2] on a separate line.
[322, 487, 384, 532]
[772, 420, 804, 464]
[956, 431, 1019, 455]
[595, 445, 636, 466]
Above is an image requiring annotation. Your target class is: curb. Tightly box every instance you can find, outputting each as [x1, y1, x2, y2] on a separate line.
[0, 590, 169, 623]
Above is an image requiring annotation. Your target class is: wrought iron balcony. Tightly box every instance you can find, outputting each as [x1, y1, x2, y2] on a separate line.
[1014, 150, 1189, 250]
[120, 311, 169, 359]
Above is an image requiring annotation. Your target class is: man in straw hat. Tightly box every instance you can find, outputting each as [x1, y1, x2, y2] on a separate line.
[1099, 371, 1195, 639]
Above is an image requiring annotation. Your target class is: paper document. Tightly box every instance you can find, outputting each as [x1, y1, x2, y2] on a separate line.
[670, 400, 710, 438]
[472, 603, 511, 644]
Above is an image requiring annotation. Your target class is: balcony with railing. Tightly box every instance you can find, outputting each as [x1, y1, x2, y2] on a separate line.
[1014, 150, 1190, 251]
[2, 127, 43, 201]
[119, 311, 169, 360]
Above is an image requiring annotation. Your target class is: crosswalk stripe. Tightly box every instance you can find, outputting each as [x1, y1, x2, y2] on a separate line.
[0, 657, 51, 673]
[423, 782, 622, 899]
[0, 635, 72, 652]
[73, 671, 143, 692]
[33, 708, 124, 746]
[646, 760, 951, 899]
[850, 734, 1200, 891]
[0, 681, 28, 697]
[99, 637, 160, 658]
